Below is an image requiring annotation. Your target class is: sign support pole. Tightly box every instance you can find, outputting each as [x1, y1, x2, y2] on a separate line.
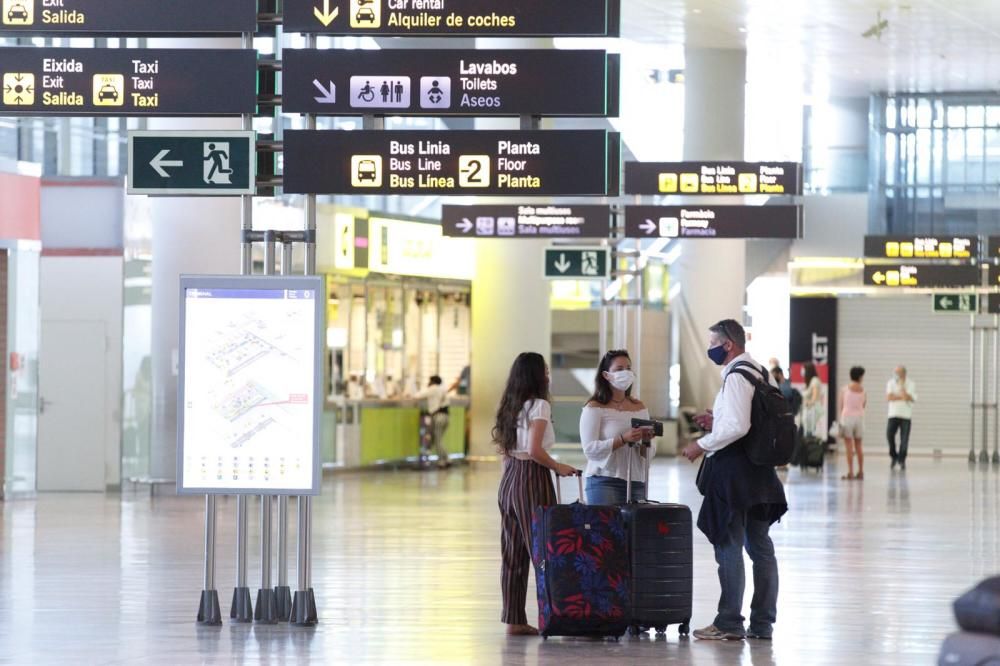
[275, 235, 295, 620]
[254, 231, 279, 624]
[994, 315, 1000, 466]
[981, 320, 990, 465]
[291, 32, 319, 629]
[197, 495, 222, 624]
[970, 316, 978, 464]
[230, 28, 256, 625]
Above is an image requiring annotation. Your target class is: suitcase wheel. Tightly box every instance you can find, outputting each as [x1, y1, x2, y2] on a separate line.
[628, 624, 642, 637]
[655, 626, 666, 635]
[678, 623, 690, 637]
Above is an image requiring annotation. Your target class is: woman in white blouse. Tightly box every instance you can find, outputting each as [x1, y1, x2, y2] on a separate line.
[579, 349, 656, 505]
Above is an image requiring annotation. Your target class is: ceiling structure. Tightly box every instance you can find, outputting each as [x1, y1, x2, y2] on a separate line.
[621, 0, 1000, 97]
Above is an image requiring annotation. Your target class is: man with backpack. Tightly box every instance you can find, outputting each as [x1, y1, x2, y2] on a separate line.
[680, 319, 789, 641]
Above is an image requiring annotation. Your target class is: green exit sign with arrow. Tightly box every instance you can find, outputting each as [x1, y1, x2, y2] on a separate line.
[543, 247, 610, 280]
[933, 293, 978, 314]
[127, 130, 256, 196]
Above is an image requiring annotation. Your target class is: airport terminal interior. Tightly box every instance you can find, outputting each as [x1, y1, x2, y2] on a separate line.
[3, 1, 1000, 664]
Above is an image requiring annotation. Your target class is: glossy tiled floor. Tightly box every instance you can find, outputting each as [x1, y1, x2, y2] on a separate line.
[1, 452, 998, 665]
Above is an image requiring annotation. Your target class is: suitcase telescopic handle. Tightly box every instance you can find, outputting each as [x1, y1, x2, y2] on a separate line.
[553, 469, 584, 505]
[625, 439, 653, 504]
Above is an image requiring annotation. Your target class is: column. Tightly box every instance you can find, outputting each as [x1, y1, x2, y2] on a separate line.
[145, 35, 244, 481]
[674, 48, 748, 410]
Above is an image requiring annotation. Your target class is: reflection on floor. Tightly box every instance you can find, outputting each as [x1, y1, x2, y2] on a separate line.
[1, 452, 998, 665]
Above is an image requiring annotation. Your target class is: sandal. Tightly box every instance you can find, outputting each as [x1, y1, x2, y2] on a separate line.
[841, 473, 854, 480]
[855, 472, 864, 480]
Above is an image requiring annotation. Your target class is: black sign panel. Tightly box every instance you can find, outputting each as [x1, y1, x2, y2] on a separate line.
[989, 265, 1000, 287]
[284, 49, 617, 117]
[0, 48, 256, 116]
[864, 264, 981, 288]
[283, 130, 618, 196]
[442, 204, 610, 238]
[864, 235, 978, 260]
[625, 161, 802, 196]
[989, 294, 1000, 315]
[623, 205, 800, 239]
[0, 0, 256, 34]
[283, 0, 620, 37]
[987, 237, 1000, 260]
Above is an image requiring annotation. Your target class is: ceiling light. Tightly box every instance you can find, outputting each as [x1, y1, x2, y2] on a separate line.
[738, 27, 747, 33]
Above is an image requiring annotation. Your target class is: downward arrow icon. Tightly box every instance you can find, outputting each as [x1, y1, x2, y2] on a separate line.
[314, 0, 339, 26]
[150, 149, 184, 178]
[554, 253, 572, 274]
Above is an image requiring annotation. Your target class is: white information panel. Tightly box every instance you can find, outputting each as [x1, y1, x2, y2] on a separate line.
[177, 276, 324, 495]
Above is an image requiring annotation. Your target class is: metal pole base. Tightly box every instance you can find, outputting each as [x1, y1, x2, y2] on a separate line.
[197, 590, 222, 626]
[274, 585, 292, 621]
[290, 589, 318, 626]
[230, 587, 253, 623]
[254, 588, 278, 624]
[981, 450, 990, 465]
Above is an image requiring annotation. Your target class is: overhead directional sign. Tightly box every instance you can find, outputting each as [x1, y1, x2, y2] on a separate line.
[0, 48, 256, 116]
[987, 237, 1000, 260]
[283, 0, 620, 37]
[989, 294, 1000, 315]
[0, 0, 257, 34]
[543, 247, 610, 280]
[128, 131, 256, 196]
[864, 235, 978, 260]
[864, 264, 981, 288]
[283, 130, 619, 197]
[989, 265, 1000, 287]
[284, 49, 618, 117]
[442, 204, 610, 238]
[933, 294, 978, 314]
[625, 161, 803, 196]
[624, 205, 801, 239]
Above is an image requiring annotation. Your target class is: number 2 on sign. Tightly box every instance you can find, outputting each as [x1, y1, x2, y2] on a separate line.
[459, 155, 490, 188]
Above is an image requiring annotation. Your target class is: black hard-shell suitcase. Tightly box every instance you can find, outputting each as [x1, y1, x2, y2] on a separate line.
[937, 631, 1000, 665]
[620, 440, 693, 637]
[800, 434, 825, 471]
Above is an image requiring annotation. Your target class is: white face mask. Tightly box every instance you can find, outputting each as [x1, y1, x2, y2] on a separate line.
[605, 370, 635, 392]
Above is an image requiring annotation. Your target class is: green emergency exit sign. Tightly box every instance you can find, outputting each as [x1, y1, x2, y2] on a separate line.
[543, 247, 609, 280]
[933, 293, 978, 314]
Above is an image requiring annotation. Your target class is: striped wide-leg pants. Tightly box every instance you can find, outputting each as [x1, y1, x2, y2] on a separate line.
[498, 456, 556, 625]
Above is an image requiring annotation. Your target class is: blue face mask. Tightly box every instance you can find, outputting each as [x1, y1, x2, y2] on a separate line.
[707, 344, 728, 366]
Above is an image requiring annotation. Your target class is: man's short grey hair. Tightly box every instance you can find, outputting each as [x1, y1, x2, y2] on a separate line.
[709, 319, 746, 348]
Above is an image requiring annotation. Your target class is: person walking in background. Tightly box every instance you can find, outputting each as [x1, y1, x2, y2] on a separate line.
[838, 366, 867, 480]
[802, 361, 824, 437]
[771, 366, 802, 419]
[493, 352, 578, 636]
[886, 365, 917, 470]
[579, 349, 655, 505]
[680, 320, 787, 641]
[416, 375, 451, 469]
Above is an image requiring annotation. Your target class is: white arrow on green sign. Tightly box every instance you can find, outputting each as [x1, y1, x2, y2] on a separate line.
[127, 130, 256, 196]
[933, 294, 978, 314]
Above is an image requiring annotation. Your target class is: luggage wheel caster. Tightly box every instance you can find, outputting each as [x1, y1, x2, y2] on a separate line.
[628, 625, 641, 637]
[655, 627, 666, 635]
[679, 623, 690, 636]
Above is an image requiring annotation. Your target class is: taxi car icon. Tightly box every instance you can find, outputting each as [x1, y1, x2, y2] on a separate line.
[7, 3, 29, 21]
[357, 159, 378, 182]
[98, 83, 119, 102]
[355, 7, 376, 23]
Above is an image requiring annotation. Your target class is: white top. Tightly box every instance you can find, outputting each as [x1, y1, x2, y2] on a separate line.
[514, 399, 555, 453]
[886, 377, 918, 419]
[698, 353, 777, 458]
[417, 384, 450, 414]
[579, 405, 656, 482]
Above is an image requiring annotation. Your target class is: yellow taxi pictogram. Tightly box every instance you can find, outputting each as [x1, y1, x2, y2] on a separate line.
[93, 74, 125, 107]
[2, 72, 34, 105]
[3, 0, 33, 25]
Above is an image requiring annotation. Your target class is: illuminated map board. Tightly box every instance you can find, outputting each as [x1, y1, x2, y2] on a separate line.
[177, 276, 324, 496]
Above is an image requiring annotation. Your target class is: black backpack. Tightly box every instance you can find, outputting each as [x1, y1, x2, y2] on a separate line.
[726, 362, 798, 466]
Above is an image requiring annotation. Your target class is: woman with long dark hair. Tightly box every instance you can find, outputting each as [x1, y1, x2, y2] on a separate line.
[494, 352, 577, 636]
[579, 349, 655, 504]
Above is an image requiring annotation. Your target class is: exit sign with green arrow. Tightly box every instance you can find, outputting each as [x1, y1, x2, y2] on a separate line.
[543, 247, 610, 280]
[933, 294, 978, 314]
